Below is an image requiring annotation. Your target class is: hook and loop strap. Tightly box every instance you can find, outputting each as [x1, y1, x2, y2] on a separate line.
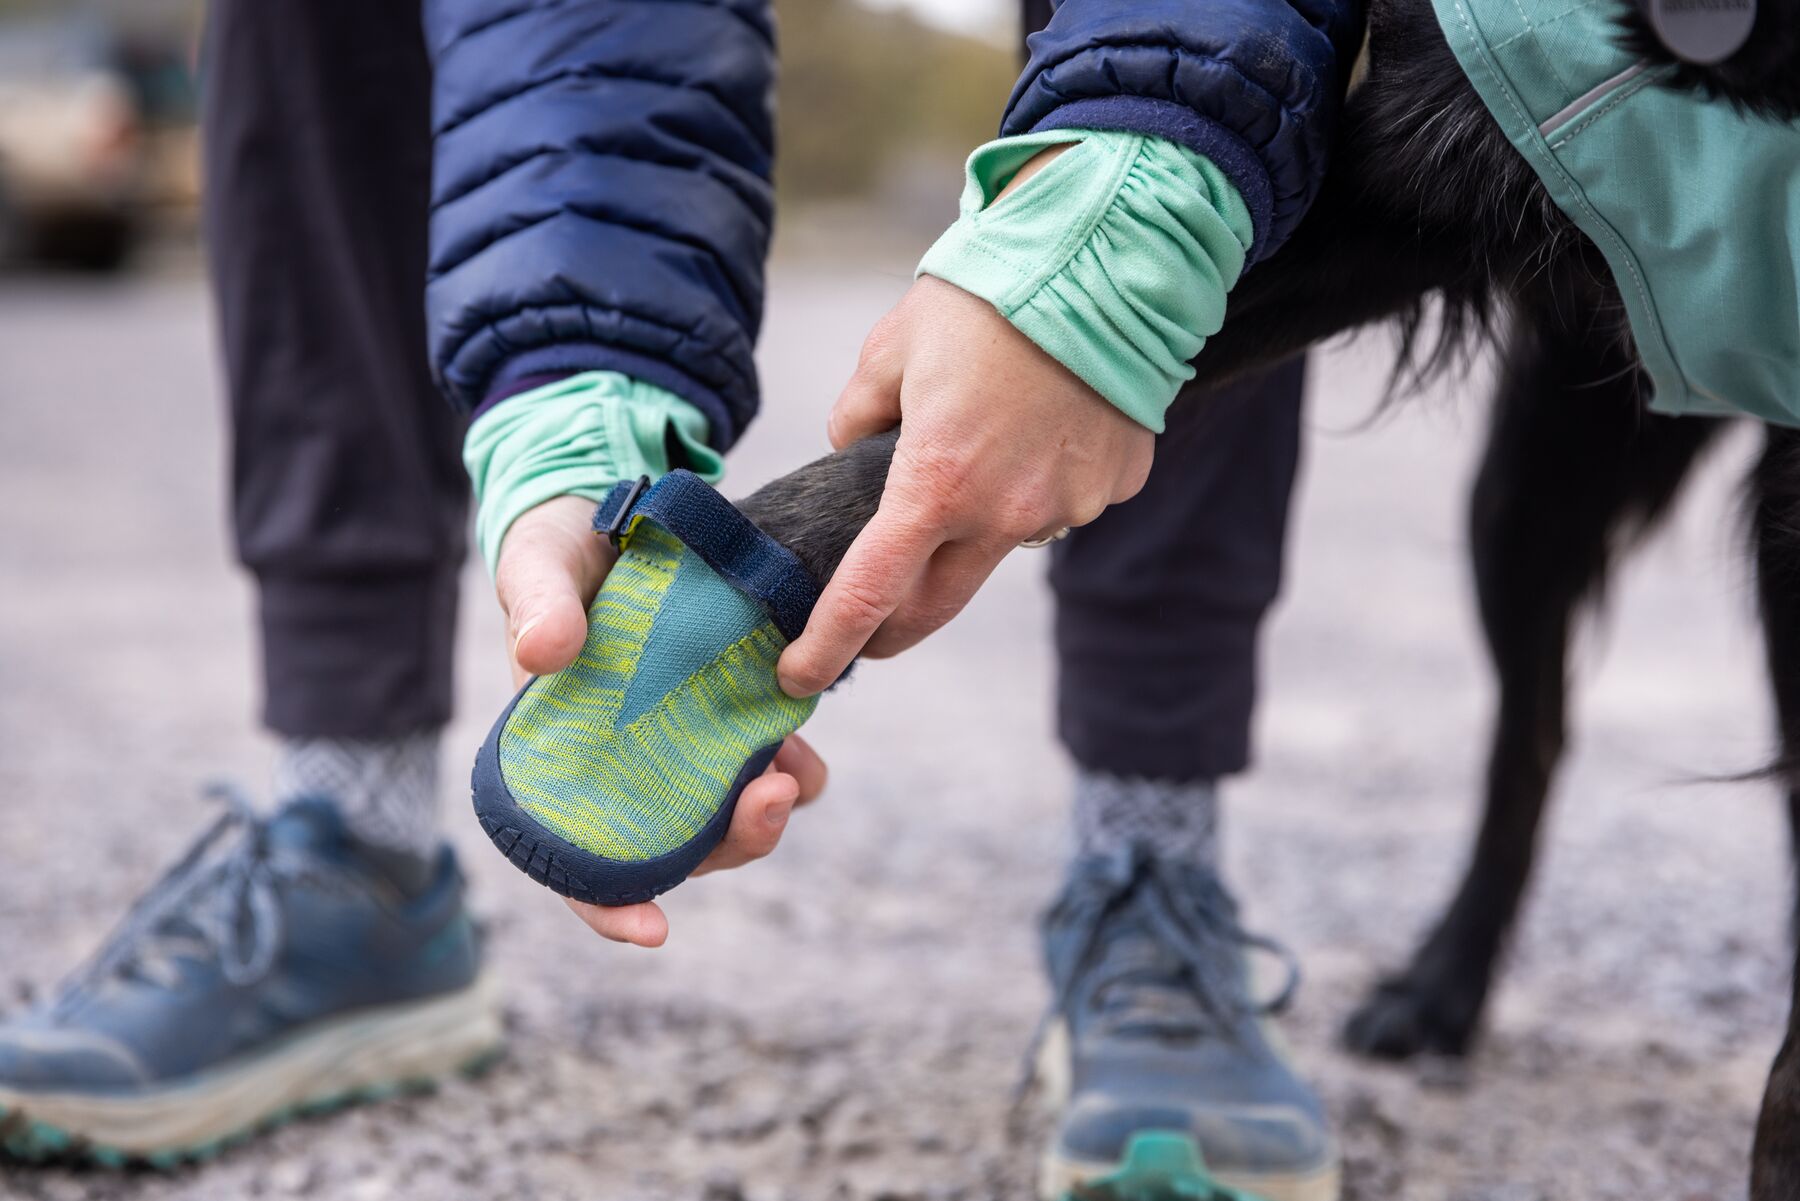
[593, 471, 821, 644]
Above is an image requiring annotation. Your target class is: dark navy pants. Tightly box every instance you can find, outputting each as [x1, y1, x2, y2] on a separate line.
[204, 0, 1307, 775]
[203, 0, 466, 739]
[1027, 0, 1306, 784]
[1051, 363, 1306, 783]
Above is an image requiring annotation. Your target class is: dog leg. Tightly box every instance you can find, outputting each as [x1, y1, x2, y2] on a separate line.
[738, 0, 1501, 552]
[1753, 426, 1800, 936]
[1343, 314, 1724, 1060]
[735, 427, 897, 585]
[1753, 937, 1800, 1198]
[1751, 426, 1800, 1197]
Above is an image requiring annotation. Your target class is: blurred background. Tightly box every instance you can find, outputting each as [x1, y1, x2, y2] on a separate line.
[0, 0, 197, 272]
[0, 0, 1019, 273]
[0, 1, 1793, 1199]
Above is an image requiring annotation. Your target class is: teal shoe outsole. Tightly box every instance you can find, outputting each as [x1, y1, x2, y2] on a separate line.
[1058, 1132, 1270, 1201]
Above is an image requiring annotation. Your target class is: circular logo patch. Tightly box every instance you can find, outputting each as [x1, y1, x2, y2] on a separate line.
[1646, 0, 1755, 64]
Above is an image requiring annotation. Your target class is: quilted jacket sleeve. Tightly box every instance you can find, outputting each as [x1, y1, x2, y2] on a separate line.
[424, 0, 775, 448]
[1006, 0, 1365, 265]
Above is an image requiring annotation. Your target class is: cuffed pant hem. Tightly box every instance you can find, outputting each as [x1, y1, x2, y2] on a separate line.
[257, 565, 460, 739]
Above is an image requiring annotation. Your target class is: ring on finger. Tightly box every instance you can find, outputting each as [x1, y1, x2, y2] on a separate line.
[1020, 526, 1072, 548]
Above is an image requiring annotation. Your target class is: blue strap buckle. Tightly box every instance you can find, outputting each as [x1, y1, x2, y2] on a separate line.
[590, 471, 823, 645]
[600, 475, 651, 550]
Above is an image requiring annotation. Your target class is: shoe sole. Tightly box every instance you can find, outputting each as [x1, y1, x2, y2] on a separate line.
[0, 974, 502, 1166]
[474, 685, 778, 906]
[1038, 1145, 1342, 1201]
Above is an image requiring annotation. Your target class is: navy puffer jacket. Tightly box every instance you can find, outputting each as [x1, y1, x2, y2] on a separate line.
[426, 0, 1363, 446]
[1011, 0, 1365, 267]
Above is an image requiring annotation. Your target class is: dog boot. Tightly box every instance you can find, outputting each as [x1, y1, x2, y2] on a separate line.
[473, 471, 820, 906]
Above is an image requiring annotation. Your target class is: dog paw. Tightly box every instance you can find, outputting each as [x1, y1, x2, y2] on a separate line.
[1342, 976, 1482, 1061]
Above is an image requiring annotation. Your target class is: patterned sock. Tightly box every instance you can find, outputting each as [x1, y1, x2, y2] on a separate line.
[1072, 769, 1220, 868]
[273, 733, 442, 860]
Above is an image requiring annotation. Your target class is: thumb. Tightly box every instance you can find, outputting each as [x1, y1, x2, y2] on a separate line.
[495, 494, 614, 678]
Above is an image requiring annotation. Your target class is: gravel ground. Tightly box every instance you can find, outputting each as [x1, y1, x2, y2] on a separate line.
[0, 263, 1792, 1201]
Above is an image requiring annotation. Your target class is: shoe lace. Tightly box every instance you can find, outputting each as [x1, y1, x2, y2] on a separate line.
[1021, 845, 1301, 1094]
[59, 785, 328, 1003]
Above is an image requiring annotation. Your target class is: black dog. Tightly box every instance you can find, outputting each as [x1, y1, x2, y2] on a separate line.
[737, 0, 1800, 1191]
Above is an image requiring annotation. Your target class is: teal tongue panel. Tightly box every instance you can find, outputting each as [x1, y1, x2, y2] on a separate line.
[616, 546, 765, 728]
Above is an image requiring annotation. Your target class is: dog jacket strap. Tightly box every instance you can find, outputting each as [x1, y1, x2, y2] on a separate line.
[594, 471, 821, 644]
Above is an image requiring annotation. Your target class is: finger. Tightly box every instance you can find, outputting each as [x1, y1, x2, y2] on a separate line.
[691, 771, 801, 876]
[827, 315, 906, 450]
[495, 495, 613, 678]
[771, 734, 828, 805]
[510, 589, 588, 679]
[776, 506, 939, 697]
[563, 896, 669, 947]
[863, 536, 1010, 659]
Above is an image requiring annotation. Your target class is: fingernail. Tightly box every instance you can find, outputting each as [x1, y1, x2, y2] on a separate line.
[512, 613, 545, 653]
[765, 799, 794, 829]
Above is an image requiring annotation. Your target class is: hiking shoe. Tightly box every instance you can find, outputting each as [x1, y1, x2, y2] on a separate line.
[0, 791, 500, 1166]
[474, 471, 821, 907]
[1036, 847, 1339, 1201]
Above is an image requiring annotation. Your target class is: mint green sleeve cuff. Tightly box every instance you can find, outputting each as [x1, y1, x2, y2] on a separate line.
[463, 371, 724, 577]
[916, 128, 1254, 433]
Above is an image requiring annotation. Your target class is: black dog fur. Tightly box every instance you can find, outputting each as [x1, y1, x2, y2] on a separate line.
[728, 0, 1800, 1190]
[735, 427, 898, 586]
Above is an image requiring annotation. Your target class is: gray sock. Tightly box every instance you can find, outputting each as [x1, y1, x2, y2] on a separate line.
[1072, 769, 1220, 867]
[273, 733, 442, 860]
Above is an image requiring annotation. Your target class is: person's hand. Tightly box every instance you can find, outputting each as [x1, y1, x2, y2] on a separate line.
[495, 494, 829, 947]
[774, 275, 1154, 697]
[497, 495, 615, 686]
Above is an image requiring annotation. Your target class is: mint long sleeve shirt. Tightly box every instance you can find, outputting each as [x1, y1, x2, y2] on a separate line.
[918, 128, 1254, 432]
[466, 129, 1250, 571]
[464, 372, 721, 576]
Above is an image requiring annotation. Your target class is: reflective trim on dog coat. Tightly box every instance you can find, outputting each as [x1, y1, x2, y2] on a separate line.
[1433, 0, 1800, 426]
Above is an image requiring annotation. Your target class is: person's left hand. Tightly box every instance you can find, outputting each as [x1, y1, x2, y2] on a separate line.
[495, 494, 830, 947]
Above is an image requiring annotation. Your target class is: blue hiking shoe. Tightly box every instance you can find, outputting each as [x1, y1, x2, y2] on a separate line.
[1037, 848, 1339, 1201]
[0, 791, 501, 1166]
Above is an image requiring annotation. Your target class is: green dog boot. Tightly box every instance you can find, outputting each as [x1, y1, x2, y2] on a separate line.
[473, 471, 821, 906]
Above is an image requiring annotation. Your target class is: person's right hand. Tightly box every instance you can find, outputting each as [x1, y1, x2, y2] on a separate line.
[774, 274, 1154, 698]
[494, 494, 829, 948]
